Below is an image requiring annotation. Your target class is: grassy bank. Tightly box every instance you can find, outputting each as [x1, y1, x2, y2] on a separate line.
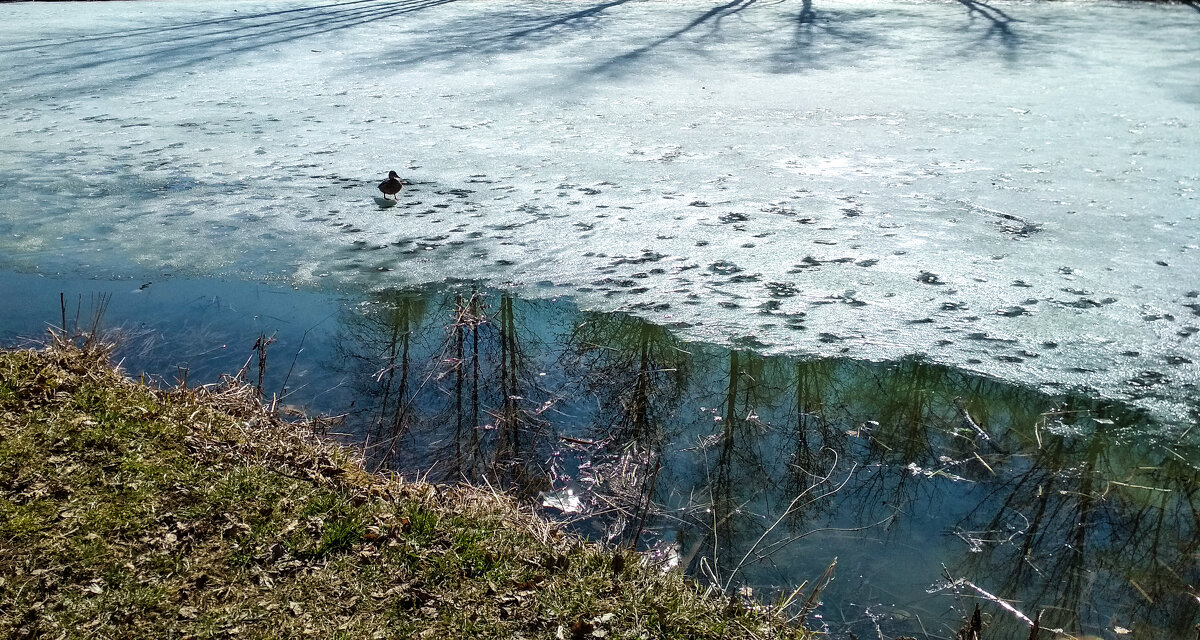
[0, 341, 810, 639]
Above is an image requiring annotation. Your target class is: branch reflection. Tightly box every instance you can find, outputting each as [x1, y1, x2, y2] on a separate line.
[331, 285, 1198, 639]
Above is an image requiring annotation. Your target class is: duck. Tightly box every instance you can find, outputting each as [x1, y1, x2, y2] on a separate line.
[378, 170, 404, 200]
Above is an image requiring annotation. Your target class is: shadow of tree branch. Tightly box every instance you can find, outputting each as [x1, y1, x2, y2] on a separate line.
[769, 1, 885, 73]
[5, 0, 457, 99]
[384, 0, 638, 67]
[954, 0, 1022, 62]
[584, 0, 761, 77]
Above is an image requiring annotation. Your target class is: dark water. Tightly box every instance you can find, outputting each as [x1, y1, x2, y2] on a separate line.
[2, 270, 1196, 639]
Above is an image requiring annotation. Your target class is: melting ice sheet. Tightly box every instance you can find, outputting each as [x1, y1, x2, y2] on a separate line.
[0, 4, 1198, 413]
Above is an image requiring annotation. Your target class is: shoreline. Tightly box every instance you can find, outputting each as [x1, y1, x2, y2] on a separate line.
[0, 340, 814, 639]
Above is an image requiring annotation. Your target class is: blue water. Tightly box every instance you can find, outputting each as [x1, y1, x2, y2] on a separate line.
[2, 270, 1195, 639]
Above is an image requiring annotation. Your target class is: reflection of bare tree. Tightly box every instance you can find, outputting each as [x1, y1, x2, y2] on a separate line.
[697, 348, 798, 584]
[726, 354, 1197, 639]
[425, 292, 557, 498]
[332, 287, 1198, 639]
[561, 312, 690, 543]
[948, 398, 1200, 639]
[335, 288, 556, 498]
[709, 349, 746, 581]
[865, 359, 951, 461]
[444, 291, 486, 481]
[336, 290, 428, 466]
[483, 293, 552, 490]
[780, 358, 947, 532]
[566, 312, 689, 446]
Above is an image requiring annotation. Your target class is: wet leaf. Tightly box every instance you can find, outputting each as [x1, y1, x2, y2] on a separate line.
[514, 577, 542, 591]
[569, 619, 595, 639]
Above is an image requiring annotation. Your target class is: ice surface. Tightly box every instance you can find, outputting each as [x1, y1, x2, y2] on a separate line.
[0, 0, 1197, 421]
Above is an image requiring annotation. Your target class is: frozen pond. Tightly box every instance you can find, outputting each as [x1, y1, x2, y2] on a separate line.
[1, 0, 1198, 422]
[1, 0, 1198, 636]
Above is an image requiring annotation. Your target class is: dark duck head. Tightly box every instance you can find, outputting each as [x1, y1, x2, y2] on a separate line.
[378, 171, 404, 200]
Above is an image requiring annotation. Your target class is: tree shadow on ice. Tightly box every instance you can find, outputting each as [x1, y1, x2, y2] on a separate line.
[953, 0, 1022, 64]
[0, 0, 386, 53]
[768, 0, 885, 73]
[377, 0, 640, 68]
[364, 0, 1038, 81]
[583, 0, 761, 77]
[3, 0, 457, 100]
[375, 0, 763, 79]
[771, 0, 1029, 73]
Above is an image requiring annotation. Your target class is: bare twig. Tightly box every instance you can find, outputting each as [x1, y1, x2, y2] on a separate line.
[797, 557, 836, 624]
[1027, 609, 1041, 640]
[723, 450, 853, 591]
[629, 454, 662, 550]
[937, 569, 1036, 628]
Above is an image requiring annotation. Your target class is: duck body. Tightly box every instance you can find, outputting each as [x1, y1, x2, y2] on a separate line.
[378, 170, 403, 200]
